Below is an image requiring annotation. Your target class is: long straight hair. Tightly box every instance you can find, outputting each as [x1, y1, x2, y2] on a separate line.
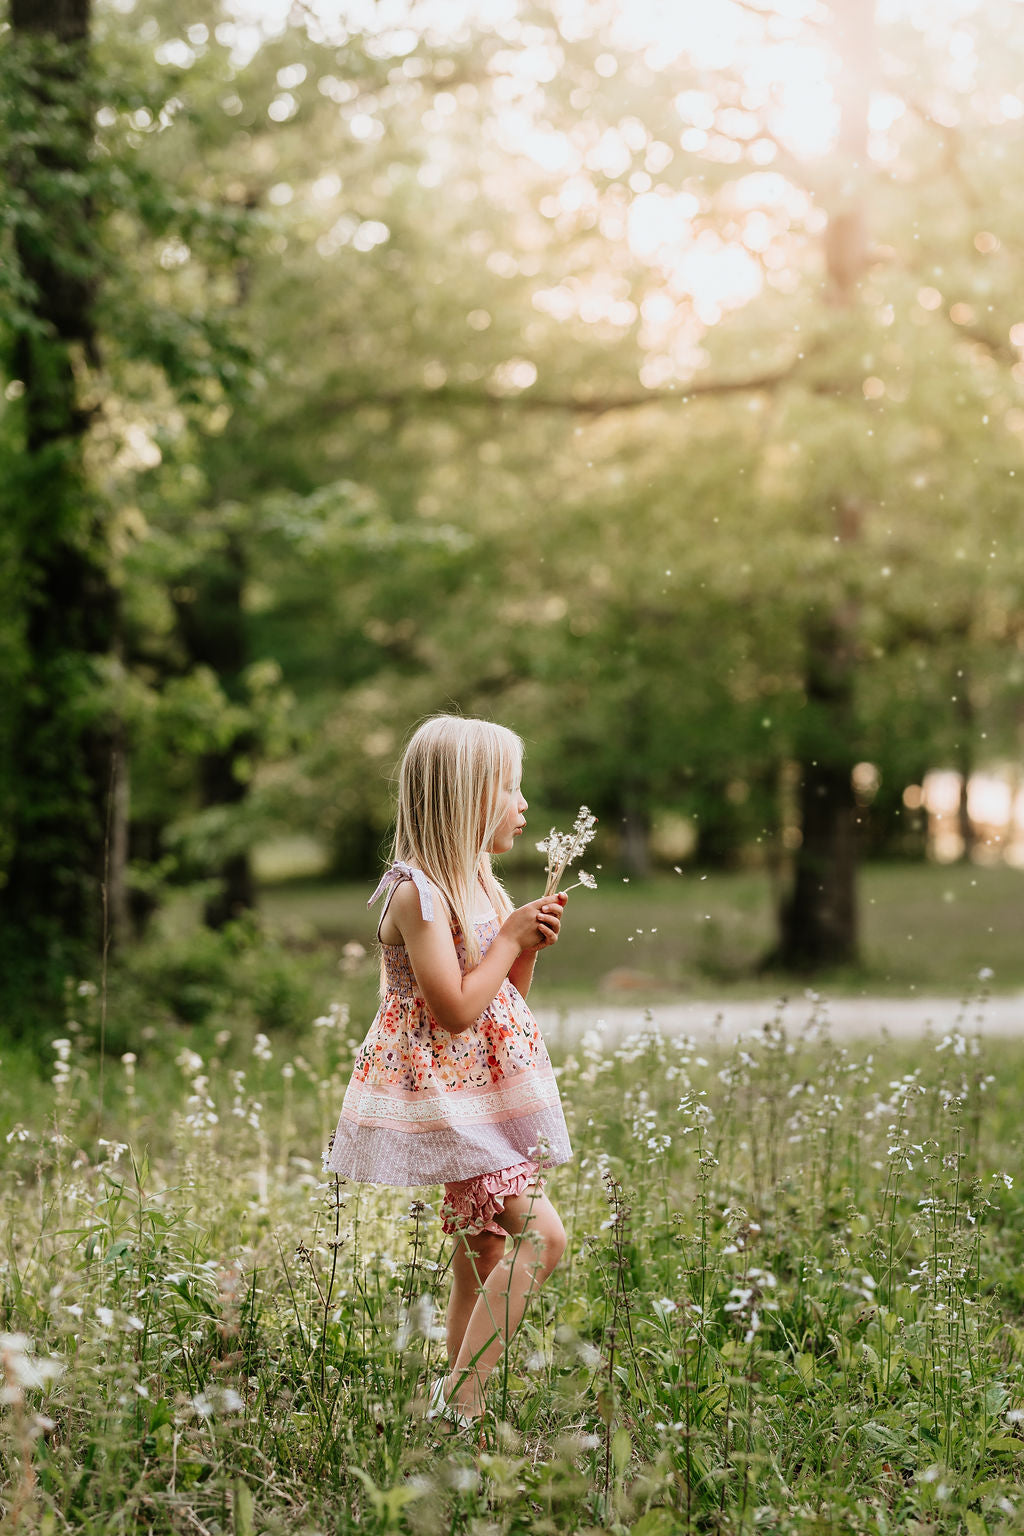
[388, 715, 522, 967]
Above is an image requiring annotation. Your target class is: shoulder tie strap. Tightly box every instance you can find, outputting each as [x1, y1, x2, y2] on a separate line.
[366, 861, 435, 922]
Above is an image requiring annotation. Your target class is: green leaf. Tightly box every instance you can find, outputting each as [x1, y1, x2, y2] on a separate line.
[146, 1398, 175, 1433]
[795, 1351, 815, 1387]
[631, 1512, 685, 1536]
[350, 1467, 427, 1523]
[233, 1477, 255, 1536]
[984, 1436, 1024, 1455]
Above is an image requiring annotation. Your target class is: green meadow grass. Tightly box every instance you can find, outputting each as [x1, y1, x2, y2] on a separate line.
[259, 862, 1024, 1000]
[4, 988, 1024, 1534]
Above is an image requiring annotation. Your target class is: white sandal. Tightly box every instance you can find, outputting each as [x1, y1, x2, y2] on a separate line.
[427, 1376, 479, 1431]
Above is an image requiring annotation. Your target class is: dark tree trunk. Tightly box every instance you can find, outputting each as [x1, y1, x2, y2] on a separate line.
[769, 0, 874, 972]
[106, 722, 131, 949]
[162, 197, 262, 931]
[199, 756, 257, 930]
[329, 817, 386, 881]
[618, 796, 651, 879]
[693, 788, 748, 869]
[0, 0, 120, 1011]
[775, 606, 861, 968]
[954, 673, 976, 861]
[175, 533, 256, 928]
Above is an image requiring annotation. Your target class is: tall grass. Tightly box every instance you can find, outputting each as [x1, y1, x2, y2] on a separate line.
[3, 990, 1024, 1534]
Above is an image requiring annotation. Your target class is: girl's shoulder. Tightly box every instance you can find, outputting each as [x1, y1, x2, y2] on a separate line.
[387, 871, 443, 921]
[375, 864, 452, 944]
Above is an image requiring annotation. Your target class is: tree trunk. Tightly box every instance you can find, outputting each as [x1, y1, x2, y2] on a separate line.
[165, 200, 262, 931]
[0, 0, 119, 1012]
[174, 532, 256, 928]
[954, 673, 976, 861]
[106, 724, 131, 950]
[618, 796, 651, 879]
[775, 606, 861, 968]
[693, 785, 748, 869]
[770, 0, 875, 972]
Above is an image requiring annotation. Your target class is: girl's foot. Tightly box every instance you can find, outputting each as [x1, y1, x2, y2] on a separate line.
[427, 1376, 479, 1431]
[443, 1371, 487, 1421]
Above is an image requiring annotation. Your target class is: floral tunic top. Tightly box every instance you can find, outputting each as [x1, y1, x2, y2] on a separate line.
[324, 863, 572, 1186]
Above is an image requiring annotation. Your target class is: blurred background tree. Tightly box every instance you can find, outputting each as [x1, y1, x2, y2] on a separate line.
[1, 0, 1022, 1023]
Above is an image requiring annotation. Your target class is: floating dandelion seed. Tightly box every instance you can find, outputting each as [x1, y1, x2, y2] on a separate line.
[536, 806, 598, 896]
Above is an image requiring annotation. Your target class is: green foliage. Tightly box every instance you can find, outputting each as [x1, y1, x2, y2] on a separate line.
[4, 0, 1024, 1006]
[5, 1004, 1024, 1532]
[117, 913, 318, 1033]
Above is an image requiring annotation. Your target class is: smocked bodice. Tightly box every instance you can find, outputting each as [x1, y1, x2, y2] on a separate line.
[381, 911, 500, 999]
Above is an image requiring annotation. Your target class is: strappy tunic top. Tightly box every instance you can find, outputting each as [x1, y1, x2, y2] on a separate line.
[324, 863, 572, 1186]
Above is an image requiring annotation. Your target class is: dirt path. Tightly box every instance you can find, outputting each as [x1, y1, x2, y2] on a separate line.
[534, 992, 1024, 1047]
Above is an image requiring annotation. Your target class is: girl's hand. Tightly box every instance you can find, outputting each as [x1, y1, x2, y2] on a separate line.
[533, 891, 568, 951]
[503, 892, 567, 953]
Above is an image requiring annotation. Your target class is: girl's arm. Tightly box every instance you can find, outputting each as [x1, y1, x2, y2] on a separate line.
[389, 881, 562, 1034]
[509, 891, 567, 998]
[508, 949, 538, 998]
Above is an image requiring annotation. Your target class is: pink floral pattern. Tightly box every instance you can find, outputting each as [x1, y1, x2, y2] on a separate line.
[325, 872, 572, 1188]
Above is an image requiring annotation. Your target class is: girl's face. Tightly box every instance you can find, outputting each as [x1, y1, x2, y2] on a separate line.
[487, 772, 528, 855]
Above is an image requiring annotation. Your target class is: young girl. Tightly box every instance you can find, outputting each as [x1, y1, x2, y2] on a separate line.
[324, 715, 572, 1426]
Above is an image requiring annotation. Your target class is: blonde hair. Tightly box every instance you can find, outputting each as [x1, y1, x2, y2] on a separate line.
[389, 715, 522, 967]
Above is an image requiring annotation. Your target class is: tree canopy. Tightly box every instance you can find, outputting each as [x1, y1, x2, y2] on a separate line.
[1, 0, 1022, 1011]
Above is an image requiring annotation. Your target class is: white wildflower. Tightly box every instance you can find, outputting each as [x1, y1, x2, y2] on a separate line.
[537, 806, 598, 896]
[448, 1467, 478, 1493]
[0, 1334, 65, 1404]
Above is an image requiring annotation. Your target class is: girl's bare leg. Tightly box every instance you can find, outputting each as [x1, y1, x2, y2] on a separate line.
[445, 1229, 506, 1369]
[444, 1189, 566, 1417]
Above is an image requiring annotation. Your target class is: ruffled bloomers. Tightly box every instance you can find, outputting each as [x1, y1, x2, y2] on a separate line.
[441, 1158, 544, 1239]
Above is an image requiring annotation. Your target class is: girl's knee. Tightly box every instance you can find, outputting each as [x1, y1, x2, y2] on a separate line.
[544, 1211, 567, 1273]
[521, 1204, 566, 1279]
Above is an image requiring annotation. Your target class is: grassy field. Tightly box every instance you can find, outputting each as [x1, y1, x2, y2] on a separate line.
[258, 861, 1024, 1002]
[4, 991, 1024, 1534]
